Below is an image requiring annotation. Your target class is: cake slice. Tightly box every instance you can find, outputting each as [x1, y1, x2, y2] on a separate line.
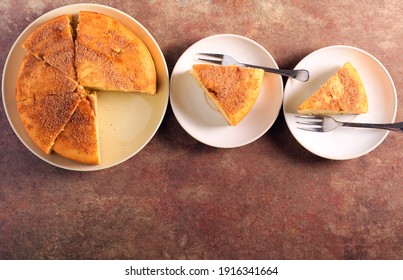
[53, 91, 101, 165]
[79, 41, 157, 93]
[16, 54, 78, 101]
[298, 62, 368, 115]
[22, 14, 76, 79]
[75, 11, 156, 93]
[190, 64, 264, 126]
[74, 11, 123, 82]
[17, 92, 81, 154]
[75, 44, 110, 82]
[75, 11, 138, 55]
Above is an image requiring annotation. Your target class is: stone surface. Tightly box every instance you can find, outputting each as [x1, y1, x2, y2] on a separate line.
[0, 0, 402, 259]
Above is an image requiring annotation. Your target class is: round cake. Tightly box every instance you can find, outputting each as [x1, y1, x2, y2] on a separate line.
[16, 12, 157, 164]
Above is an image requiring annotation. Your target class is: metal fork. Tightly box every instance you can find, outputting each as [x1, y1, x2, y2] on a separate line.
[197, 53, 310, 82]
[296, 115, 403, 132]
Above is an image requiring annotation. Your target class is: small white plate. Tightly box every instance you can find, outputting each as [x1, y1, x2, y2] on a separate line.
[283, 45, 397, 160]
[170, 34, 283, 148]
[2, 4, 169, 171]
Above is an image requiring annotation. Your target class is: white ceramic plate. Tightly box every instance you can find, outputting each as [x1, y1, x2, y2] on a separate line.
[170, 34, 283, 148]
[283, 45, 397, 160]
[2, 4, 169, 171]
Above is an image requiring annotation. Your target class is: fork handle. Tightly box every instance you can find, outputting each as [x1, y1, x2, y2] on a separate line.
[239, 63, 310, 82]
[341, 122, 403, 132]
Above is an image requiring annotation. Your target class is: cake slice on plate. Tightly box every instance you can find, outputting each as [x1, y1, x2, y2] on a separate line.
[16, 92, 81, 154]
[75, 11, 156, 93]
[298, 62, 368, 115]
[22, 14, 76, 79]
[16, 54, 78, 101]
[79, 41, 157, 93]
[53, 89, 101, 165]
[75, 11, 138, 58]
[75, 11, 133, 82]
[190, 64, 264, 126]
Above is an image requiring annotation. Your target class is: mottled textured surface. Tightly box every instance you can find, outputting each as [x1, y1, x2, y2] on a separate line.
[0, 0, 402, 260]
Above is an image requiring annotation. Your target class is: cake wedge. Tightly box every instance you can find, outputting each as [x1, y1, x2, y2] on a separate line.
[22, 14, 76, 79]
[16, 92, 81, 154]
[79, 40, 157, 93]
[75, 11, 157, 94]
[16, 54, 78, 101]
[297, 62, 368, 115]
[190, 64, 264, 126]
[53, 91, 101, 164]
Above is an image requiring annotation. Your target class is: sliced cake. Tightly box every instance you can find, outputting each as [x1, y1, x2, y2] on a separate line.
[75, 11, 138, 57]
[190, 64, 264, 126]
[22, 14, 76, 79]
[17, 92, 81, 154]
[16, 53, 78, 101]
[79, 40, 157, 93]
[53, 91, 100, 165]
[15, 11, 159, 165]
[75, 11, 156, 93]
[298, 62, 368, 115]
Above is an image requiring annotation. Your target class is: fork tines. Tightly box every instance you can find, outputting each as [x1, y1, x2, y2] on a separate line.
[196, 53, 224, 64]
[295, 115, 322, 124]
[295, 115, 323, 132]
[197, 53, 224, 58]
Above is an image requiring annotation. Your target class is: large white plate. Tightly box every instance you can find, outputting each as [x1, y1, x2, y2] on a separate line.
[170, 34, 283, 148]
[283, 45, 397, 160]
[2, 4, 169, 171]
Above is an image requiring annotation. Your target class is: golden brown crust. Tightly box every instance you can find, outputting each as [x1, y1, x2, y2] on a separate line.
[76, 11, 137, 57]
[17, 92, 81, 154]
[75, 11, 135, 83]
[16, 54, 78, 101]
[191, 64, 264, 125]
[76, 12, 156, 93]
[16, 12, 158, 164]
[79, 39, 157, 93]
[22, 14, 76, 79]
[298, 62, 368, 115]
[53, 92, 100, 164]
[75, 43, 110, 84]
